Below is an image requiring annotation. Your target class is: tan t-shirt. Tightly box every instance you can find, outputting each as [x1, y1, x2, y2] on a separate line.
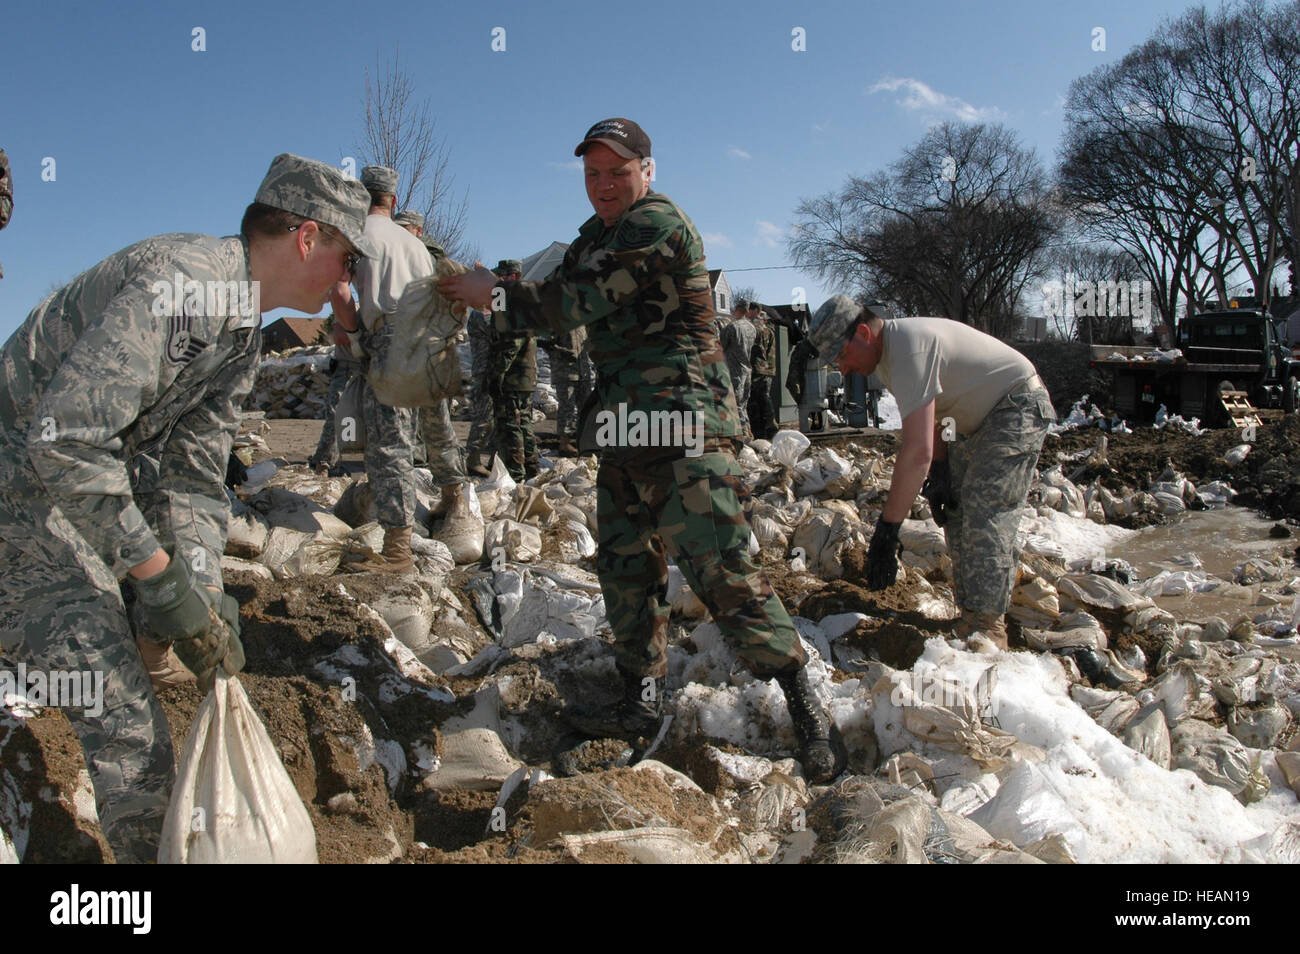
[874, 317, 1036, 435]
[353, 214, 435, 331]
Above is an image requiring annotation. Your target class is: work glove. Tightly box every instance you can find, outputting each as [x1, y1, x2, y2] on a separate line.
[131, 559, 243, 692]
[922, 459, 957, 527]
[864, 517, 902, 590]
[225, 452, 248, 489]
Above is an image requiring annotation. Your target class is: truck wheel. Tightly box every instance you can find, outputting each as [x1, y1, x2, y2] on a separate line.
[1285, 376, 1299, 414]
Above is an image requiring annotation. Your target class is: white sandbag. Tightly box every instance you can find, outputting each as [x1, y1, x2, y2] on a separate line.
[159, 674, 317, 864]
[484, 519, 543, 563]
[769, 430, 810, 469]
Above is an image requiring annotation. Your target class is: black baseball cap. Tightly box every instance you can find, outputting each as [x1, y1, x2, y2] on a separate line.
[574, 118, 652, 159]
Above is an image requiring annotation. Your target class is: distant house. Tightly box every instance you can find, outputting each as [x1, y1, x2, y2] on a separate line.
[708, 269, 733, 315]
[262, 316, 328, 352]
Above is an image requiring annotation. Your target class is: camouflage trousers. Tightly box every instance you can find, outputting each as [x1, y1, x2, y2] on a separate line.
[465, 386, 495, 468]
[0, 490, 174, 864]
[725, 357, 752, 438]
[414, 399, 467, 487]
[360, 379, 415, 529]
[493, 391, 538, 481]
[748, 374, 776, 441]
[312, 360, 357, 466]
[944, 385, 1055, 616]
[551, 348, 594, 439]
[596, 447, 806, 679]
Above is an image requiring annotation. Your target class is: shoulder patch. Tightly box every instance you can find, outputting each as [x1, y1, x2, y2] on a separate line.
[166, 314, 207, 364]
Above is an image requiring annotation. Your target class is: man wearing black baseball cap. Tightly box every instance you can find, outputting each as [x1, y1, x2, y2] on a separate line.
[440, 118, 842, 783]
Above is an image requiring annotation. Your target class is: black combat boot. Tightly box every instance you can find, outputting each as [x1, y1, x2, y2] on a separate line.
[564, 668, 664, 741]
[775, 666, 841, 784]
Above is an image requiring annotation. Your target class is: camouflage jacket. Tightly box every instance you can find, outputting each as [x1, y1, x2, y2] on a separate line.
[751, 318, 776, 376]
[0, 150, 11, 278]
[494, 191, 738, 445]
[489, 326, 537, 393]
[0, 234, 260, 590]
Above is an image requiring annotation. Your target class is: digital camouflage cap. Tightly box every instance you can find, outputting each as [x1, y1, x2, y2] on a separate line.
[393, 210, 424, 229]
[361, 165, 399, 194]
[807, 294, 865, 365]
[494, 259, 523, 276]
[255, 153, 377, 259]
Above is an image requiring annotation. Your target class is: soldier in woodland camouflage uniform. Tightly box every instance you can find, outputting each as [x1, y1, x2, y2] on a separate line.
[440, 119, 841, 783]
[487, 259, 539, 481]
[809, 295, 1055, 652]
[747, 302, 777, 440]
[0, 154, 372, 861]
[0, 149, 12, 278]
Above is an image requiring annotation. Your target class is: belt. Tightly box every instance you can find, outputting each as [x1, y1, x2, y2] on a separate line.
[1006, 373, 1045, 398]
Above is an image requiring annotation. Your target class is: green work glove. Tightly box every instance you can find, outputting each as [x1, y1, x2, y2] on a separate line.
[216, 592, 246, 678]
[865, 517, 902, 590]
[131, 557, 210, 642]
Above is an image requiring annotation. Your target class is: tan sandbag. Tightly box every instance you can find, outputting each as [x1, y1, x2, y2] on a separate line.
[364, 258, 471, 408]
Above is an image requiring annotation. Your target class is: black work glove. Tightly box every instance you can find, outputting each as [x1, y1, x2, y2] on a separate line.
[865, 517, 902, 590]
[225, 452, 248, 489]
[922, 459, 957, 527]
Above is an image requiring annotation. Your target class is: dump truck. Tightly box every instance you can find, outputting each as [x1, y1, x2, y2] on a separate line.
[1090, 304, 1300, 427]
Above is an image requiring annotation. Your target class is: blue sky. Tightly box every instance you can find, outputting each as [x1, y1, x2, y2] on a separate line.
[1, 0, 1206, 339]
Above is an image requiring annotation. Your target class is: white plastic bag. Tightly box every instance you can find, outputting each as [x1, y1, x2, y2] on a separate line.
[159, 674, 317, 864]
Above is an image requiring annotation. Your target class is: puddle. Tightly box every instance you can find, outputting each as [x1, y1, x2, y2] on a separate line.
[1104, 507, 1296, 622]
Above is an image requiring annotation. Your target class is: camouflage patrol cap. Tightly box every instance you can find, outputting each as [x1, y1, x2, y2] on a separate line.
[575, 118, 652, 159]
[360, 165, 399, 194]
[808, 294, 866, 365]
[255, 153, 377, 259]
[393, 210, 425, 229]
[494, 259, 523, 276]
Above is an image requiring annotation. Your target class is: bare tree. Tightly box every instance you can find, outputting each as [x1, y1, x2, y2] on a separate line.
[355, 50, 477, 262]
[730, 284, 757, 306]
[789, 122, 1057, 339]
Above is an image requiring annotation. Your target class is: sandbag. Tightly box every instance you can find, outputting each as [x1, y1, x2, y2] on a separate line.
[335, 375, 366, 453]
[363, 258, 471, 408]
[159, 674, 317, 863]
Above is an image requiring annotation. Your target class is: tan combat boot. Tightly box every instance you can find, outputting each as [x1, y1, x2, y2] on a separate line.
[353, 526, 415, 574]
[437, 483, 485, 564]
[954, 609, 1009, 653]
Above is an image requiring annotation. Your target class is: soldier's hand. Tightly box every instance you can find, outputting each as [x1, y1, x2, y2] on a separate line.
[864, 517, 902, 590]
[922, 459, 957, 526]
[173, 589, 245, 693]
[438, 265, 499, 312]
[131, 557, 211, 643]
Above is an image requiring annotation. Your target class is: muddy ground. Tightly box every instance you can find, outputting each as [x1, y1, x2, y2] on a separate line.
[8, 406, 1299, 864]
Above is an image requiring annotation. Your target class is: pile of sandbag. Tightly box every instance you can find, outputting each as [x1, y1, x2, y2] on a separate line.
[247, 346, 333, 419]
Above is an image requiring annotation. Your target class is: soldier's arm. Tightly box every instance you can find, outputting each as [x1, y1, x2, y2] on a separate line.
[498, 206, 681, 335]
[24, 264, 193, 578]
[882, 399, 936, 523]
[139, 340, 257, 591]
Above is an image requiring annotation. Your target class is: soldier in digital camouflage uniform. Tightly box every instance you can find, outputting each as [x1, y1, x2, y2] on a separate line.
[441, 119, 841, 783]
[309, 329, 362, 474]
[464, 307, 496, 476]
[486, 259, 540, 480]
[0, 154, 373, 862]
[330, 166, 432, 571]
[0, 149, 12, 279]
[720, 301, 755, 440]
[809, 295, 1055, 652]
[747, 301, 778, 440]
[407, 231, 469, 494]
[542, 324, 592, 456]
